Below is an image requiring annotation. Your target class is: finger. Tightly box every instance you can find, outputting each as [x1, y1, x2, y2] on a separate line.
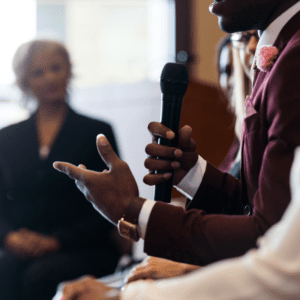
[21, 238, 39, 257]
[144, 158, 180, 171]
[53, 162, 86, 181]
[126, 268, 155, 283]
[178, 126, 197, 151]
[141, 256, 151, 265]
[25, 235, 39, 254]
[75, 179, 85, 192]
[63, 284, 83, 300]
[143, 173, 172, 186]
[96, 134, 121, 170]
[78, 164, 87, 169]
[31, 243, 45, 257]
[145, 144, 183, 159]
[77, 275, 97, 282]
[63, 276, 96, 300]
[148, 122, 175, 141]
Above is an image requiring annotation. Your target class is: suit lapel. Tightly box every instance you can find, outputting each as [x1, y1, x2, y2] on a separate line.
[273, 10, 300, 51]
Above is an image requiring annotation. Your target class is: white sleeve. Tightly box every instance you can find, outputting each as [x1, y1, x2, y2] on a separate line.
[175, 156, 207, 199]
[122, 147, 300, 300]
[138, 200, 156, 239]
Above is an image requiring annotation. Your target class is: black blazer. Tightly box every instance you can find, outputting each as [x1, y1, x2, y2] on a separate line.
[0, 106, 119, 254]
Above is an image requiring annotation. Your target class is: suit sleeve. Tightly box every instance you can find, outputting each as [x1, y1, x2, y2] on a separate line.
[123, 193, 300, 300]
[144, 164, 253, 266]
[143, 41, 300, 265]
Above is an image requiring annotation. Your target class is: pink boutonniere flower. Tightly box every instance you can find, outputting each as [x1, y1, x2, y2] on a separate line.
[256, 45, 279, 72]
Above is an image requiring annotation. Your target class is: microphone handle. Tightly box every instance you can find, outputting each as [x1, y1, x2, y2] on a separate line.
[154, 94, 184, 203]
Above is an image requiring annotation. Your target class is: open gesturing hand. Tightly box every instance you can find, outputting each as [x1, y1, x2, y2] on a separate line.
[53, 134, 139, 225]
[144, 123, 198, 186]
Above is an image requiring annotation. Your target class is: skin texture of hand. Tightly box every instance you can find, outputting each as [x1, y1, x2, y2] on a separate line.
[4, 228, 61, 259]
[62, 276, 120, 300]
[144, 123, 198, 186]
[30, 233, 61, 257]
[53, 134, 139, 225]
[125, 256, 201, 283]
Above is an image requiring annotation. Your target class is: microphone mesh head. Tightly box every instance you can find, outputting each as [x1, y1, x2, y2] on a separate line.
[160, 63, 189, 95]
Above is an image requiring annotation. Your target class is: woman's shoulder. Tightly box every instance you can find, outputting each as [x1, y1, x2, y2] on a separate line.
[0, 116, 33, 140]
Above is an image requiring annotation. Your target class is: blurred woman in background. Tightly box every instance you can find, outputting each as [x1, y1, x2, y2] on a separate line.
[0, 39, 121, 300]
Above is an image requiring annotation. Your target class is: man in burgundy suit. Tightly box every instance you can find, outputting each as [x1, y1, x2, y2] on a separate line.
[55, 0, 300, 268]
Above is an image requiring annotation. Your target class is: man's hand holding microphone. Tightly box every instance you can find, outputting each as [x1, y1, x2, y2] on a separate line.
[144, 123, 198, 186]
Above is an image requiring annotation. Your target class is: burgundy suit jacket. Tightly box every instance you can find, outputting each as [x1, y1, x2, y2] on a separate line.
[143, 12, 300, 266]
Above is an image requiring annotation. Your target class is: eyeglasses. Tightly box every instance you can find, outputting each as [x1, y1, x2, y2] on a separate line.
[231, 30, 259, 49]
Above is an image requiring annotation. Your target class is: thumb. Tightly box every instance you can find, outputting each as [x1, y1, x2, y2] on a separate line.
[178, 125, 197, 151]
[96, 134, 120, 170]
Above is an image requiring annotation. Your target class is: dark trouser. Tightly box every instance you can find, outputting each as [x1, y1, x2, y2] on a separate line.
[0, 248, 118, 300]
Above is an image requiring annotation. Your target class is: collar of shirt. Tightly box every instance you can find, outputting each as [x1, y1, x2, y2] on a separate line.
[253, 1, 300, 69]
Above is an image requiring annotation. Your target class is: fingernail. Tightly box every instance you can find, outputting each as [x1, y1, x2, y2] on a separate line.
[163, 173, 172, 179]
[53, 162, 59, 170]
[171, 161, 180, 168]
[166, 131, 175, 140]
[97, 134, 108, 145]
[174, 149, 183, 157]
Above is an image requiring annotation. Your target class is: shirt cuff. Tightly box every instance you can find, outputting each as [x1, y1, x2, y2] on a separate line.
[137, 156, 206, 239]
[175, 156, 207, 199]
[138, 199, 156, 240]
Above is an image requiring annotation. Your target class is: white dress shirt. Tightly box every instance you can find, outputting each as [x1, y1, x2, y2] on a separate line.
[138, 0, 300, 240]
[122, 147, 300, 300]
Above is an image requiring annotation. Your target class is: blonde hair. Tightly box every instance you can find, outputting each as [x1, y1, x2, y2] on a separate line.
[12, 39, 72, 97]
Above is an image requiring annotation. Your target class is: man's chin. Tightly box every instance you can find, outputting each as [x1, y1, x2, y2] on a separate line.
[218, 18, 238, 33]
[218, 17, 252, 33]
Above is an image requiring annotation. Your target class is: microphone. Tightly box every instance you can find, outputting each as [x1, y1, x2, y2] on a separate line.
[154, 63, 189, 203]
